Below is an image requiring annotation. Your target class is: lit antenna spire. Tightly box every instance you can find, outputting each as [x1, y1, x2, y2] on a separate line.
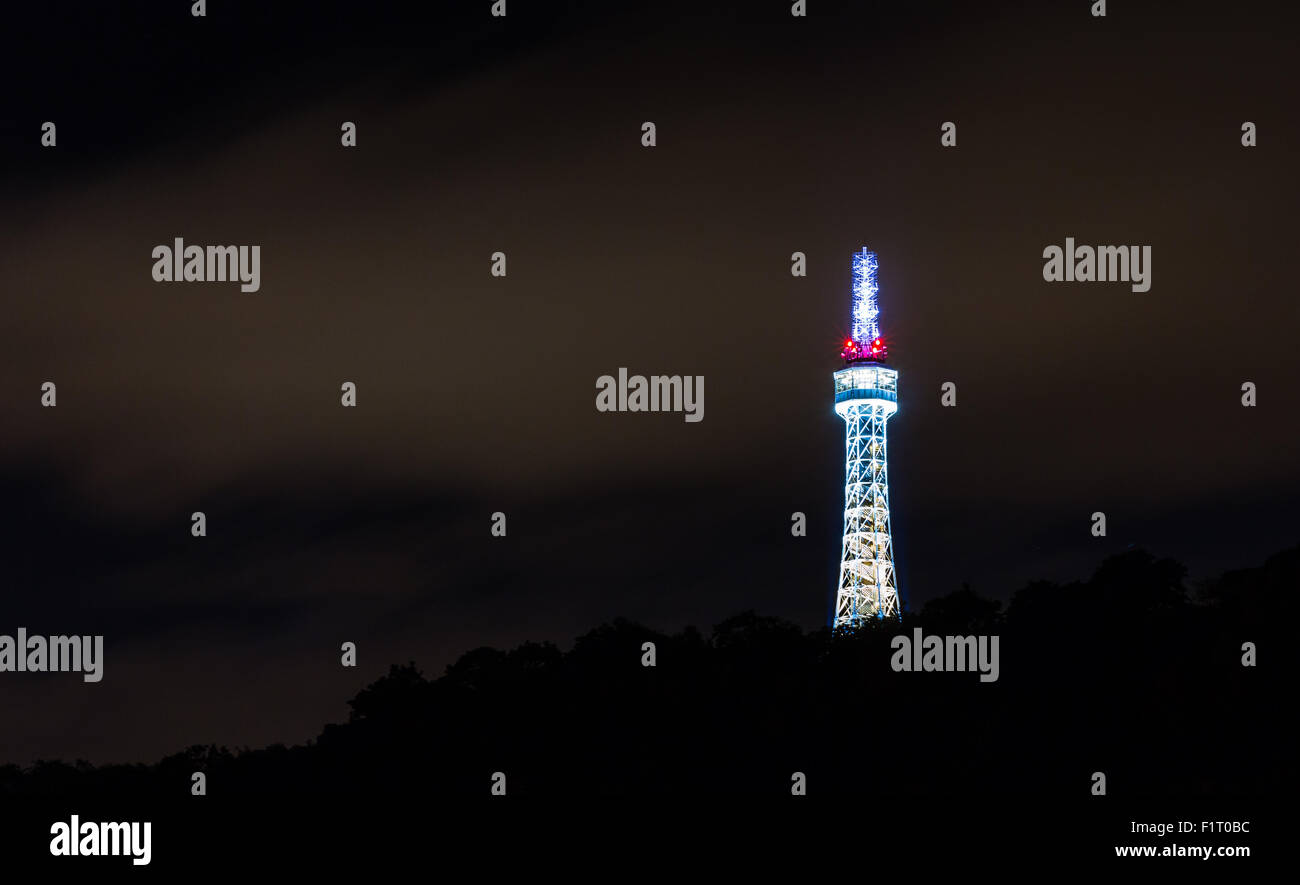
[851, 247, 881, 344]
[840, 247, 887, 363]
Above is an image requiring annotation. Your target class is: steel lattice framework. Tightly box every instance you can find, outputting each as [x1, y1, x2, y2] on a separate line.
[833, 371, 900, 625]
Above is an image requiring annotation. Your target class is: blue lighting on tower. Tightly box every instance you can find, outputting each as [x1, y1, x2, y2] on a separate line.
[851, 247, 880, 344]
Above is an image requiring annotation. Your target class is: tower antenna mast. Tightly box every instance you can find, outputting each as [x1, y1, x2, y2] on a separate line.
[832, 248, 900, 624]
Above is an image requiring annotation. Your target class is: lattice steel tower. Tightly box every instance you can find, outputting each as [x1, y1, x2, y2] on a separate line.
[832, 248, 900, 626]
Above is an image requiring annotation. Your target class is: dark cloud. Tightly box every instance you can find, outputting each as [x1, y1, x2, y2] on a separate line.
[0, 0, 1296, 764]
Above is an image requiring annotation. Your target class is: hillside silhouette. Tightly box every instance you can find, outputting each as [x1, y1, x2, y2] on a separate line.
[2, 546, 1292, 799]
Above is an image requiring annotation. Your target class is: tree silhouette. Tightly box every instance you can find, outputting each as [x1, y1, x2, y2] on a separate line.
[0, 544, 1290, 799]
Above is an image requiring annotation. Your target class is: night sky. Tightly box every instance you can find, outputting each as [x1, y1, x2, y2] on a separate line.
[1, 0, 1296, 765]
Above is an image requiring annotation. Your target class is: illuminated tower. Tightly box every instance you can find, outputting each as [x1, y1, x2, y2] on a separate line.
[832, 248, 900, 625]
